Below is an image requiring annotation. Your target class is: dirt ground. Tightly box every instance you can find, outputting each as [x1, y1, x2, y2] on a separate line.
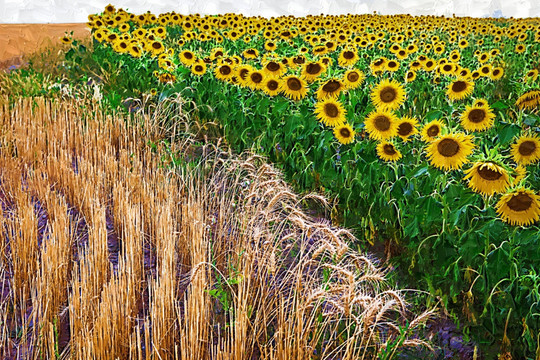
[0, 23, 90, 69]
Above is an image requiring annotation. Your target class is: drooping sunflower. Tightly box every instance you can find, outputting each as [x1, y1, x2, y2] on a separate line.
[242, 48, 259, 59]
[314, 98, 347, 127]
[316, 79, 345, 100]
[460, 104, 496, 132]
[334, 123, 355, 144]
[396, 116, 419, 142]
[463, 161, 510, 196]
[515, 90, 540, 110]
[425, 133, 475, 171]
[262, 77, 281, 96]
[511, 134, 540, 165]
[370, 78, 406, 111]
[364, 110, 399, 141]
[376, 141, 402, 162]
[280, 75, 308, 101]
[342, 69, 364, 90]
[496, 188, 540, 226]
[446, 79, 474, 101]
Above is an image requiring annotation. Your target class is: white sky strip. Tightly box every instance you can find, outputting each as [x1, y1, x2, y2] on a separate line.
[0, 0, 538, 23]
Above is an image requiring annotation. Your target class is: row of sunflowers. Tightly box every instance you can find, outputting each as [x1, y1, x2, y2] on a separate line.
[57, 5, 540, 357]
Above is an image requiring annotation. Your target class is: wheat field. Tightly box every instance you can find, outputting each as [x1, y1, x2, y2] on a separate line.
[0, 96, 434, 359]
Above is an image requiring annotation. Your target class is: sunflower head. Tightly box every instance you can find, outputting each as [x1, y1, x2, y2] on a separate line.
[515, 90, 540, 110]
[446, 79, 474, 101]
[343, 69, 364, 90]
[460, 104, 495, 132]
[334, 123, 355, 144]
[370, 78, 406, 111]
[496, 188, 540, 226]
[426, 133, 475, 171]
[316, 79, 345, 100]
[315, 98, 347, 127]
[421, 119, 444, 142]
[364, 110, 399, 141]
[280, 75, 308, 101]
[376, 141, 402, 162]
[463, 161, 510, 196]
[396, 116, 419, 142]
[511, 134, 540, 165]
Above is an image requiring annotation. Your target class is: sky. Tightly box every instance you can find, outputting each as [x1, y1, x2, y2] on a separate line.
[1, 0, 539, 23]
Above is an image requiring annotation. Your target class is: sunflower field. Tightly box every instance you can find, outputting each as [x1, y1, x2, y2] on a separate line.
[17, 4, 540, 357]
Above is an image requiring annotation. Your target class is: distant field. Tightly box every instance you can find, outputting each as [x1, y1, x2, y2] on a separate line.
[0, 23, 89, 68]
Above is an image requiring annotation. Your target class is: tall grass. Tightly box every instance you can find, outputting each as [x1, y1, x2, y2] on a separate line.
[0, 95, 435, 359]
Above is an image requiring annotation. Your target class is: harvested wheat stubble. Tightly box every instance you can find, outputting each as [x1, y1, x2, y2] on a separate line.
[0, 96, 435, 359]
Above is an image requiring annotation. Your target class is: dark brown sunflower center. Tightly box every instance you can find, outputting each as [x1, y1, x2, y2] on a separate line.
[152, 42, 162, 49]
[426, 61, 434, 68]
[398, 50, 406, 56]
[468, 108, 486, 123]
[306, 63, 322, 74]
[506, 193, 533, 212]
[347, 72, 360, 82]
[493, 69, 501, 76]
[443, 64, 452, 72]
[219, 65, 232, 75]
[339, 127, 351, 138]
[481, 67, 490, 74]
[324, 103, 339, 118]
[267, 62, 280, 71]
[239, 69, 249, 79]
[195, 65, 203, 72]
[477, 166, 503, 180]
[437, 138, 460, 157]
[184, 52, 193, 59]
[452, 81, 467, 93]
[267, 80, 279, 91]
[387, 61, 397, 68]
[519, 140, 537, 156]
[397, 122, 413, 136]
[246, 49, 256, 55]
[383, 144, 396, 155]
[251, 72, 263, 83]
[293, 56, 305, 64]
[322, 81, 341, 93]
[343, 51, 354, 59]
[287, 78, 302, 91]
[374, 116, 391, 131]
[407, 71, 414, 79]
[380, 87, 397, 103]
[374, 59, 384, 66]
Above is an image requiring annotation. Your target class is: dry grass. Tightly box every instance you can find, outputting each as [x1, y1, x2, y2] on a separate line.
[0, 95, 436, 359]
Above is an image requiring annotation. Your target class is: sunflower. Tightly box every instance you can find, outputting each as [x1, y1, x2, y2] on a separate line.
[242, 48, 259, 59]
[343, 69, 364, 90]
[364, 110, 399, 140]
[511, 134, 540, 165]
[263, 61, 286, 77]
[334, 123, 355, 144]
[396, 116, 419, 142]
[446, 79, 474, 101]
[60, 36, 72, 44]
[370, 78, 406, 111]
[247, 70, 265, 90]
[460, 104, 495, 132]
[262, 77, 281, 96]
[235, 65, 253, 87]
[385, 60, 400, 72]
[301, 61, 327, 82]
[191, 62, 207, 76]
[496, 188, 540, 226]
[314, 98, 347, 127]
[425, 133, 475, 171]
[215, 63, 235, 81]
[338, 48, 359, 67]
[525, 69, 539, 82]
[405, 70, 417, 82]
[128, 44, 142, 58]
[316, 79, 345, 100]
[490, 67, 504, 81]
[280, 75, 308, 101]
[179, 50, 196, 66]
[515, 90, 540, 110]
[463, 161, 510, 196]
[376, 141, 402, 162]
